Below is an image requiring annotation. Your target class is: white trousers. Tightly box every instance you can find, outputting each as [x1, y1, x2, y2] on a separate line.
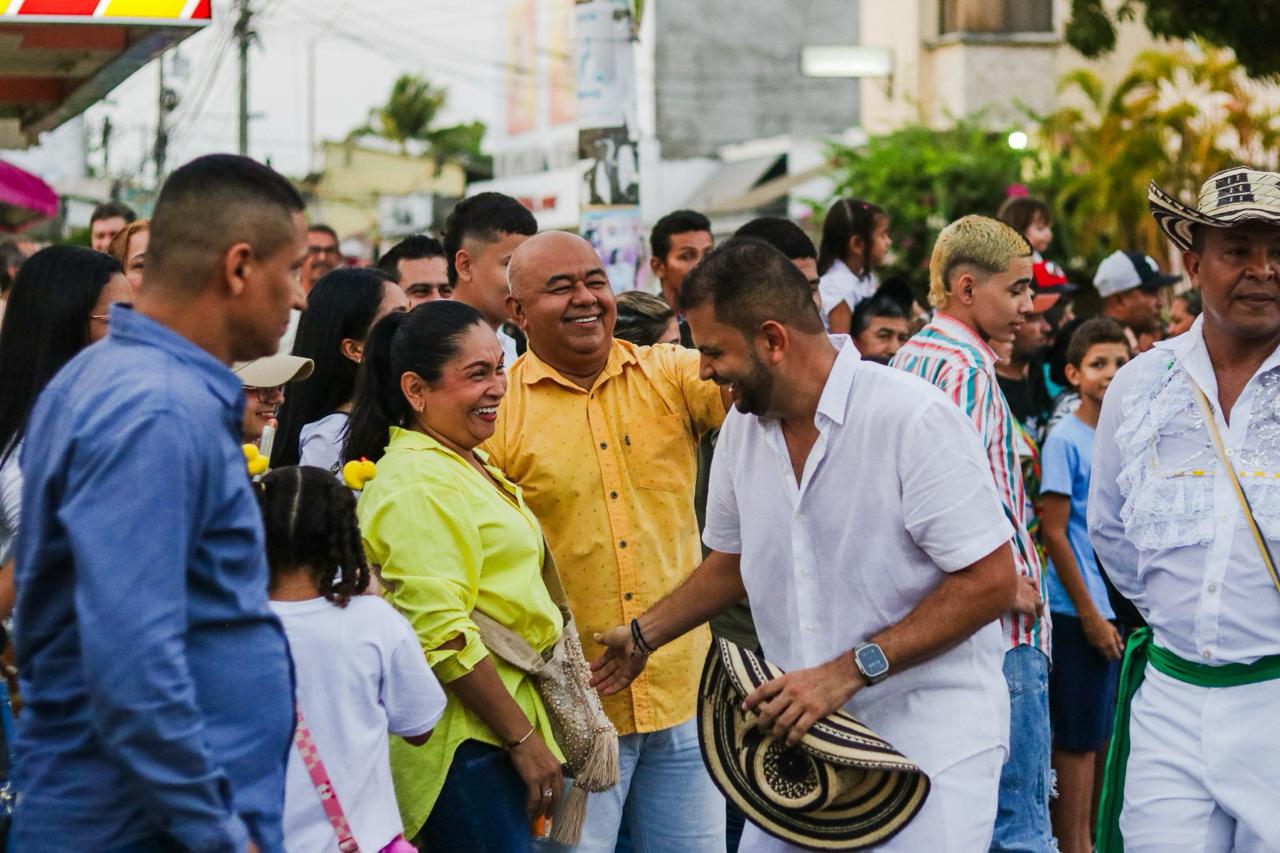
[739, 745, 1005, 853]
[1122, 667, 1280, 852]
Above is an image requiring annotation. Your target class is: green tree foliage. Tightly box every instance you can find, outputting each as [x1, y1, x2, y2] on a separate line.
[348, 74, 491, 174]
[1066, 0, 1280, 79]
[822, 117, 1032, 292]
[1038, 43, 1280, 268]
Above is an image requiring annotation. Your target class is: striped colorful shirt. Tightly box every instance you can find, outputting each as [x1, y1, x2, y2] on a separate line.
[891, 313, 1050, 655]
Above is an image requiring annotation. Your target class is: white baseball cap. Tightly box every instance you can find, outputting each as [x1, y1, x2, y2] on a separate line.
[232, 355, 314, 388]
[1093, 250, 1181, 299]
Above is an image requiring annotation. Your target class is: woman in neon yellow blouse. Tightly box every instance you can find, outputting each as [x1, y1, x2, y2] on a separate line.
[345, 301, 564, 849]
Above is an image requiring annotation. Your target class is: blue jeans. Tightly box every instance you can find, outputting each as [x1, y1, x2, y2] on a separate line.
[618, 801, 744, 853]
[542, 718, 724, 853]
[105, 838, 196, 852]
[419, 740, 531, 852]
[725, 800, 746, 852]
[991, 645, 1054, 852]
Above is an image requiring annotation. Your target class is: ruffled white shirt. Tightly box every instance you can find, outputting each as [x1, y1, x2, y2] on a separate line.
[1090, 315, 1280, 665]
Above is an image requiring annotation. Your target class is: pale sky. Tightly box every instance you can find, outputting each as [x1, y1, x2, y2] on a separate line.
[84, 0, 512, 180]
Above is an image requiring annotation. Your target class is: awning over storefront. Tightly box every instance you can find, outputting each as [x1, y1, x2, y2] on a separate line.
[681, 153, 786, 213]
[0, 1, 210, 147]
[701, 163, 831, 217]
[0, 157, 57, 230]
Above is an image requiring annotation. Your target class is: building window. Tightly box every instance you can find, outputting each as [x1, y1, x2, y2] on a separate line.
[939, 0, 1053, 35]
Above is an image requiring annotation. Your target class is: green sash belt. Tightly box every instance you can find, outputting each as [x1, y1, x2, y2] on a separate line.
[1096, 627, 1280, 852]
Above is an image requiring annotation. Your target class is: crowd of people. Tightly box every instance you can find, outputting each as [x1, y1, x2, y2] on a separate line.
[0, 150, 1274, 853]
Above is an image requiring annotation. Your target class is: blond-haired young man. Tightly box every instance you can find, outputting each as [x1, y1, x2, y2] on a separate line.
[892, 214, 1053, 852]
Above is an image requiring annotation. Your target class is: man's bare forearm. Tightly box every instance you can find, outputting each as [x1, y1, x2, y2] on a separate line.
[872, 543, 1017, 677]
[635, 550, 744, 649]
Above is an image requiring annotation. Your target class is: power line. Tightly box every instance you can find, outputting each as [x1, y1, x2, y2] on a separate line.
[270, 0, 562, 82]
[134, 0, 569, 175]
[166, 12, 238, 141]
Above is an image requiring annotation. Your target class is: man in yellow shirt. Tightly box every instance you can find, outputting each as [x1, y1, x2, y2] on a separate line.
[484, 231, 727, 851]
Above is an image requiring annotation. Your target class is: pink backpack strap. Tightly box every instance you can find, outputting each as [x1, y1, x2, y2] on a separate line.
[293, 706, 361, 853]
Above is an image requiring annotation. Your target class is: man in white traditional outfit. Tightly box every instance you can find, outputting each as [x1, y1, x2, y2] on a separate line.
[591, 237, 1019, 850]
[1090, 166, 1280, 852]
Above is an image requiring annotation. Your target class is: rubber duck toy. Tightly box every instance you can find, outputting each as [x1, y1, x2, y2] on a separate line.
[343, 457, 377, 491]
[243, 444, 269, 477]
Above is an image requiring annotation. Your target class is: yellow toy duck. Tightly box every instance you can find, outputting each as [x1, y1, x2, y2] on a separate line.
[343, 457, 377, 491]
[243, 444, 269, 477]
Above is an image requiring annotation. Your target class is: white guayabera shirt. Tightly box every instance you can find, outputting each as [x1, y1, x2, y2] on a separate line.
[703, 337, 1014, 776]
[1090, 315, 1280, 665]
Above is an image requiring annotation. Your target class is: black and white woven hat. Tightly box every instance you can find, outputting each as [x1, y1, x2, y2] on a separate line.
[697, 638, 931, 851]
[1149, 166, 1280, 252]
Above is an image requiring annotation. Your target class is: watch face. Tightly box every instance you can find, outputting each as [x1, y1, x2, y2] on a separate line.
[857, 644, 890, 678]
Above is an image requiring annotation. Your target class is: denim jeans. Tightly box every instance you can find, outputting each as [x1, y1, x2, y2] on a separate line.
[419, 740, 532, 852]
[991, 645, 1055, 852]
[725, 800, 746, 852]
[542, 718, 725, 853]
[103, 823, 259, 852]
[619, 798, 744, 853]
[104, 838, 188, 853]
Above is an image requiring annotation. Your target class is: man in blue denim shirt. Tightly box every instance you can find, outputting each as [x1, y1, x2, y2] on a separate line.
[12, 154, 307, 852]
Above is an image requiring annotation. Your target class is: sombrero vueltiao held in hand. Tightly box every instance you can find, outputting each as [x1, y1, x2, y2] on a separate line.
[699, 638, 930, 851]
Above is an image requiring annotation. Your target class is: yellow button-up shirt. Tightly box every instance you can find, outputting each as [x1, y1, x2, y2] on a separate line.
[483, 339, 725, 735]
[357, 426, 563, 837]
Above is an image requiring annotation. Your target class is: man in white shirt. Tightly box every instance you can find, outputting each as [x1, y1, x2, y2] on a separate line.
[592, 237, 1018, 851]
[443, 192, 538, 366]
[1090, 167, 1280, 852]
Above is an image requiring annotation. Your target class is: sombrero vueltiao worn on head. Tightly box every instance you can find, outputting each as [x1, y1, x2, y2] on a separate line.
[698, 638, 931, 851]
[1149, 166, 1280, 252]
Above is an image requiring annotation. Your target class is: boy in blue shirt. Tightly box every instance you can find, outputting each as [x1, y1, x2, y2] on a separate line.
[1038, 317, 1131, 853]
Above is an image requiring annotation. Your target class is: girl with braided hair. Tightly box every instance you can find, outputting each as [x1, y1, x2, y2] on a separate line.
[260, 465, 445, 853]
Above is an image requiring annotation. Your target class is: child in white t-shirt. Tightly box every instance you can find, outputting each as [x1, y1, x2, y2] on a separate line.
[259, 465, 445, 853]
[816, 197, 892, 334]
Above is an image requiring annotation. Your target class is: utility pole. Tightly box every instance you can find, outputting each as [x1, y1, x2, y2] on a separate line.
[235, 0, 253, 156]
[576, 0, 644, 291]
[307, 38, 317, 173]
[101, 116, 112, 179]
[153, 55, 169, 184]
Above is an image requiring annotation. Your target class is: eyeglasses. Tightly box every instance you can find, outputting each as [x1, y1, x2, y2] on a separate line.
[307, 245, 341, 256]
[244, 386, 285, 402]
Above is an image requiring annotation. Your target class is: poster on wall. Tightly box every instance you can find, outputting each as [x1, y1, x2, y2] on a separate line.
[576, 0, 643, 293]
[582, 209, 645, 292]
[506, 0, 538, 135]
[547, 0, 577, 126]
[579, 125, 639, 207]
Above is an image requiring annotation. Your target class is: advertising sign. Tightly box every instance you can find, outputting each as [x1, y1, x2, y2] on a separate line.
[1, 0, 212, 24]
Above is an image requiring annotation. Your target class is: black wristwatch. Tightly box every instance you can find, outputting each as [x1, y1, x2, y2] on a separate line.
[853, 643, 890, 685]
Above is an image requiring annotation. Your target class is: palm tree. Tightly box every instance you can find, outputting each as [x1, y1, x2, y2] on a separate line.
[1037, 43, 1280, 266]
[348, 74, 491, 173]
